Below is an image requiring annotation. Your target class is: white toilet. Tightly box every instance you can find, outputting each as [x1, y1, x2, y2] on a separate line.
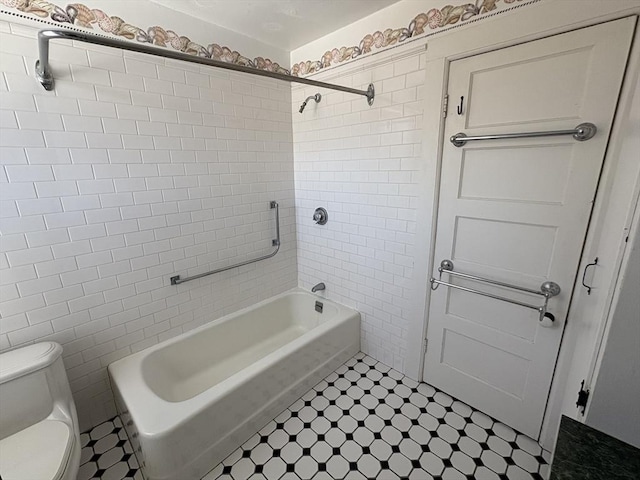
[0, 342, 81, 480]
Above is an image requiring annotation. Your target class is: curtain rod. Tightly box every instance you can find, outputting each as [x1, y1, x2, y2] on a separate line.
[34, 29, 375, 105]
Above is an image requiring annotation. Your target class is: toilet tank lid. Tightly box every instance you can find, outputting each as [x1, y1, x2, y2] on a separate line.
[0, 342, 63, 385]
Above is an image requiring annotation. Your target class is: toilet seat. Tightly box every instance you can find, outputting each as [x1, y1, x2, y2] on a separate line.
[0, 419, 74, 480]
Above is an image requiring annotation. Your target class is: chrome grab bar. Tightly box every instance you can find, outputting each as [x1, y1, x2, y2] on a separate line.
[450, 122, 597, 147]
[429, 259, 561, 324]
[170, 201, 280, 285]
[34, 30, 374, 105]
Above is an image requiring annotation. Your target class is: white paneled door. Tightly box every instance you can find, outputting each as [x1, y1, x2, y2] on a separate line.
[424, 18, 635, 439]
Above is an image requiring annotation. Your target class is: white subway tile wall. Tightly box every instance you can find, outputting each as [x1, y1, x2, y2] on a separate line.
[0, 21, 297, 430]
[293, 53, 425, 373]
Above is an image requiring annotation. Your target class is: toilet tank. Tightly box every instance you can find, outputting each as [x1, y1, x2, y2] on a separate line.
[0, 342, 72, 440]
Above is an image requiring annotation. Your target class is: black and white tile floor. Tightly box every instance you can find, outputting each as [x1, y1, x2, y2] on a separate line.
[78, 416, 142, 480]
[79, 353, 550, 480]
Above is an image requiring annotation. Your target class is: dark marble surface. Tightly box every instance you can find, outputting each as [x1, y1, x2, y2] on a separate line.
[551, 415, 640, 480]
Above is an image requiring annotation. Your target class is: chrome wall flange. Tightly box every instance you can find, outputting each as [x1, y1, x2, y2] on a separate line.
[35, 60, 54, 91]
[366, 83, 375, 106]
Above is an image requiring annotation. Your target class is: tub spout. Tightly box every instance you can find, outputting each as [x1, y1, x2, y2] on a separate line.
[311, 282, 325, 293]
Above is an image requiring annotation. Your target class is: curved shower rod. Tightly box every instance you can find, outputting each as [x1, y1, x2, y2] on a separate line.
[34, 29, 375, 105]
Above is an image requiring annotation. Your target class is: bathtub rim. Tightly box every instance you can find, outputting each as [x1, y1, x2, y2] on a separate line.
[107, 287, 359, 437]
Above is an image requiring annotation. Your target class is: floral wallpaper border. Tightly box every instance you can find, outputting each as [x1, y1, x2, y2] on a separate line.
[0, 0, 538, 78]
[0, 0, 291, 74]
[291, 0, 536, 76]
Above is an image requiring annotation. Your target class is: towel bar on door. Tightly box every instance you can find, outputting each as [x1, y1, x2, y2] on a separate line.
[450, 122, 597, 147]
[429, 259, 561, 324]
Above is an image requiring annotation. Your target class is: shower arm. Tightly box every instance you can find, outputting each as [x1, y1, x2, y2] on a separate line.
[34, 29, 375, 105]
[299, 93, 321, 113]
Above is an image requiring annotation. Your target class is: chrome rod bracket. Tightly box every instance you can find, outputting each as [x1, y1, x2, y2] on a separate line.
[429, 259, 561, 325]
[573, 123, 597, 141]
[430, 259, 453, 290]
[441, 259, 454, 271]
[540, 281, 561, 298]
[170, 201, 280, 286]
[450, 133, 467, 148]
[35, 59, 54, 91]
[450, 122, 597, 147]
[366, 83, 375, 106]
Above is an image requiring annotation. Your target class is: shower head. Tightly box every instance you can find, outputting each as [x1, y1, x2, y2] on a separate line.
[299, 93, 321, 113]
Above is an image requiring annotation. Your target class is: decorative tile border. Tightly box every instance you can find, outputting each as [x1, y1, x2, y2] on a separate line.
[0, 0, 290, 74]
[1, 0, 539, 79]
[291, 0, 536, 76]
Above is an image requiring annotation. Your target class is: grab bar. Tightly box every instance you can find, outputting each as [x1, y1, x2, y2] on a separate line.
[450, 122, 597, 147]
[429, 259, 561, 324]
[170, 201, 280, 285]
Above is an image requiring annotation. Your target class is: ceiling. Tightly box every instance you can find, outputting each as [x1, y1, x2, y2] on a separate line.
[148, 0, 402, 51]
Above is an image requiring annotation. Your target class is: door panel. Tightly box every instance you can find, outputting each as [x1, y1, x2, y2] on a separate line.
[441, 328, 530, 398]
[467, 48, 592, 128]
[447, 289, 539, 340]
[424, 18, 635, 438]
[452, 216, 557, 276]
[458, 145, 573, 204]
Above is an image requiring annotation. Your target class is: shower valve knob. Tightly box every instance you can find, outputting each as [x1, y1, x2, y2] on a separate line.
[313, 207, 328, 225]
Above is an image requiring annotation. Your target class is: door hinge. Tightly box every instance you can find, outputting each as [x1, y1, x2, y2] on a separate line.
[576, 379, 590, 415]
[442, 94, 449, 118]
[424, 338, 428, 351]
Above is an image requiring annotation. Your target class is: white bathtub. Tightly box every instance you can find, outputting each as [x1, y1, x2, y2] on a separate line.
[108, 288, 360, 480]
